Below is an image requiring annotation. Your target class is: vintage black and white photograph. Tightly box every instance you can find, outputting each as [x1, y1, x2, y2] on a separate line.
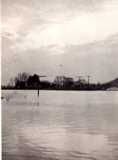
[1, 0, 118, 160]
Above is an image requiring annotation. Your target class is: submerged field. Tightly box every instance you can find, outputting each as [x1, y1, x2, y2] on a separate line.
[2, 90, 118, 160]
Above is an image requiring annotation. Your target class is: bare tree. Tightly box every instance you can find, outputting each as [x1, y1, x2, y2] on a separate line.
[14, 72, 29, 87]
[8, 78, 15, 87]
[17, 72, 29, 82]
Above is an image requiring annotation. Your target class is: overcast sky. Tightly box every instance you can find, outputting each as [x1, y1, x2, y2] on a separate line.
[2, 0, 118, 84]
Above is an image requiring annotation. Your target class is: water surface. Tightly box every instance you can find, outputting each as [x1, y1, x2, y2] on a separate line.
[2, 90, 118, 160]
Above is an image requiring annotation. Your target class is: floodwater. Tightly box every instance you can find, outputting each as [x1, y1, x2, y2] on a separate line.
[2, 90, 118, 160]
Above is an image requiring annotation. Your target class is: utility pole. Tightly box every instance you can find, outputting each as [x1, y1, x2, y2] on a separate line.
[87, 75, 91, 89]
[38, 76, 47, 97]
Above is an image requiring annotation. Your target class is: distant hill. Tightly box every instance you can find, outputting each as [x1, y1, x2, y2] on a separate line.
[106, 87, 118, 91]
[102, 78, 118, 90]
[107, 78, 118, 87]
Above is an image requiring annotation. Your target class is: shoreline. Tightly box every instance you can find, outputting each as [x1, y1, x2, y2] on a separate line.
[1, 88, 118, 91]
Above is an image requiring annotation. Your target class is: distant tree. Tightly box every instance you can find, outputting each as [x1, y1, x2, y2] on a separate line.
[16, 72, 29, 82]
[27, 74, 40, 88]
[14, 72, 29, 88]
[54, 76, 65, 88]
[53, 76, 74, 89]
[40, 80, 51, 89]
[8, 78, 15, 87]
[63, 77, 74, 89]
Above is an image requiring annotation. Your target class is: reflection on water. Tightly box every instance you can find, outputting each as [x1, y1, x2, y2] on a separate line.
[2, 90, 118, 160]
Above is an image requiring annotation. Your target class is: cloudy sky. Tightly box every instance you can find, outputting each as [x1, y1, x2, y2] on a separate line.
[2, 0, 118, 84]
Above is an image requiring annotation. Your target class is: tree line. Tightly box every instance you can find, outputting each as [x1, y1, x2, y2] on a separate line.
[2, 72, 115, 90]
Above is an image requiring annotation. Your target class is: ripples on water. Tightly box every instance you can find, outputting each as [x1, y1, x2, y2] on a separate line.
[2, 90, 118, 160]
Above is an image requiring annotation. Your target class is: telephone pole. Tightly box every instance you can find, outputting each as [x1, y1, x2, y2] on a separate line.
[38, 75, 47, 96]
[87, 75, 91, 89]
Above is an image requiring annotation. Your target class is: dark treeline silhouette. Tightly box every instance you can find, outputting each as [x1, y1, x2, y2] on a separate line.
[2, 72, 118, 91]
